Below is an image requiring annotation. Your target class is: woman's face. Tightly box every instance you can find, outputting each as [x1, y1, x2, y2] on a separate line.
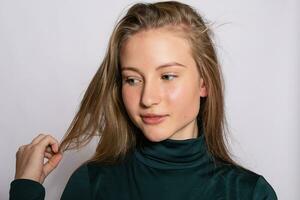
[120, 28, 207, 142]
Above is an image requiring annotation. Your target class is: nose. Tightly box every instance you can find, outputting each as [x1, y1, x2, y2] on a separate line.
[140, 79, 161, 107]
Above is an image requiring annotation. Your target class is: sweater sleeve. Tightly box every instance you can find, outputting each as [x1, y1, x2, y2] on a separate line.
[60, 163, 92, 200]
[252, 176, 278, 200]
[9, 179, 45, 200]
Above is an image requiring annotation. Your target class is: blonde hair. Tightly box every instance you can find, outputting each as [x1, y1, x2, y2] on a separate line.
[59, 1, 243, 168]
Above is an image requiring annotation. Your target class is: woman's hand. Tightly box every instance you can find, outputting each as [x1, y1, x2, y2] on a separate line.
[14, 134, 63, 184]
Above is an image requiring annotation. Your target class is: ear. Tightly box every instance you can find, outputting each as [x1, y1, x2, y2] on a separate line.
[199, 78, 208, 97]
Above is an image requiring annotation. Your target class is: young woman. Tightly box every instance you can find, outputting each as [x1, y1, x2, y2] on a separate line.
[9, 1, 277, 199]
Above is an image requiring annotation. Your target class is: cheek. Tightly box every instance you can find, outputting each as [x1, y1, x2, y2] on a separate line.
[166, 80, 200, 116]
[122, 87, 131, 109]
[122, 87, 138, 113]
[167, 81, 198, 103]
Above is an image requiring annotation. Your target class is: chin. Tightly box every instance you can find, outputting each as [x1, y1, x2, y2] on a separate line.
[142, 132, 171, 142]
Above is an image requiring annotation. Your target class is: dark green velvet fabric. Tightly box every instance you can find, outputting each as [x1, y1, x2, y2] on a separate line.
[10, 119, 277, 199]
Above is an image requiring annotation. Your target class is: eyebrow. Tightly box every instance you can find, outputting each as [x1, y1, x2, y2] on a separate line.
[121, 62, 186, 73]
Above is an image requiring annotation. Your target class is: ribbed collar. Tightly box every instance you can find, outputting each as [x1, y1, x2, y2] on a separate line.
[134, 118, 212, 170]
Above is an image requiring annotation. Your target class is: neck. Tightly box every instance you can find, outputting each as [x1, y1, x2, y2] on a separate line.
[134, 117, 214, 170]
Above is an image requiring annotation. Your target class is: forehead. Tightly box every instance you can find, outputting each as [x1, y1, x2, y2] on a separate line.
[120, 28, 194, 71]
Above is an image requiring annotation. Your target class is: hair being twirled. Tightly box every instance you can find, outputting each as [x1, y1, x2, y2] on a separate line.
[58, 1, 243, 168]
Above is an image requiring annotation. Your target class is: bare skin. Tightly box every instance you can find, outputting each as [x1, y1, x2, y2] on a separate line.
[14, 134, 63, 184]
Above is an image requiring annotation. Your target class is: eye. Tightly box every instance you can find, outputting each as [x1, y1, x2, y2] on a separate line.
[162, 74, 177, 81]
[123, 77, 141, 86]
[122, 74, 177, 86]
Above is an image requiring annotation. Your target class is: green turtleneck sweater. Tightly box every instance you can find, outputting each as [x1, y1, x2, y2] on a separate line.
[9, 119, 278, 199]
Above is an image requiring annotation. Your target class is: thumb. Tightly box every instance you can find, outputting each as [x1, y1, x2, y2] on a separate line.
[43, 153, 63, 177]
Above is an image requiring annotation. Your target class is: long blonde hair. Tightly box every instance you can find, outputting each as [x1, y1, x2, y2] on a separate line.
[59, 1, 242, 168]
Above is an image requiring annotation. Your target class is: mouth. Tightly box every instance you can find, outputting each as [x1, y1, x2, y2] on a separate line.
[141, 115, 168, 125]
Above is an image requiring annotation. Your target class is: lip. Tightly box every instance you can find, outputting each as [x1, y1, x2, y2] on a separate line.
[141, 115, 167, 125]
[141, 113, 167, 117]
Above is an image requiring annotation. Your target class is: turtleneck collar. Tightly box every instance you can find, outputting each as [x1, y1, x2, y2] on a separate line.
[134, 118, 213, 170]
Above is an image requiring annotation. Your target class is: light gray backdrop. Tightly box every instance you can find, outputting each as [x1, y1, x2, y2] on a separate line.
[1, 0, 299, 199]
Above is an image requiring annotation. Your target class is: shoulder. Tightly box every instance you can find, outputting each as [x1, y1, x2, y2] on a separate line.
[214, 163, 259, 184]
[212, 162, 278, 199]
[66, 161, 109, 183]
[68, 160, 118, 180]
[252, 176, 278, 200]
[60, 163, 92, 199]
[70, 162, 90, 178]
[84, 156, 131, 175]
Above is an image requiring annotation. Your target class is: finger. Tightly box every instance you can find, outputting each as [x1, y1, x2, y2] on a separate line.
[44, 151, 54, 159]
[45, 145, 53, 154]
[43, 153, 63, 177]
[31, 134, 47, 145]
[16, 145, 26, 158]
[17, 145, 26, 152]
[37, 135, 60, 153]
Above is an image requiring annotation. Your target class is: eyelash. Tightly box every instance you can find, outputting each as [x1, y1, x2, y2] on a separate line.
[123, 74, 178, 86]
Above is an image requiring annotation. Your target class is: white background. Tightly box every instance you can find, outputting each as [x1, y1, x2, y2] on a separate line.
[0, 0, 299, 199]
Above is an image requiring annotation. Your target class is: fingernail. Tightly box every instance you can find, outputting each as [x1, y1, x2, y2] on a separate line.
[53, 144, 58, 153]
